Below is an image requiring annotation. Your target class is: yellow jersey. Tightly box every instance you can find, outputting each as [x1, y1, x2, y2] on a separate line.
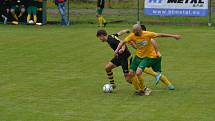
[125, 31, 157, 58]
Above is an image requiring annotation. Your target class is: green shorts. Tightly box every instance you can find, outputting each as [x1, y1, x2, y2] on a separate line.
[27, 6, 37, 15]
[96, 8, 103, 15]
[130, 56, 162, 73]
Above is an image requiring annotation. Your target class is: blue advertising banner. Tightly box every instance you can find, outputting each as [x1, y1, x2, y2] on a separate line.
[144, 0, 208, 16]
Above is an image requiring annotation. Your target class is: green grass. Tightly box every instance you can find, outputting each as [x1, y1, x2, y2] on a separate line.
[0, 24, 215, 121]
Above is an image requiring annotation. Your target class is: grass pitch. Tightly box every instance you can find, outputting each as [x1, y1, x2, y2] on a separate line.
[0, 24, 215, 121]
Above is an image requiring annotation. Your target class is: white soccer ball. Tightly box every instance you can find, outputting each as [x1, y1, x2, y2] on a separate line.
[103, 84, 113, 93]
[36, 23, 42, 26]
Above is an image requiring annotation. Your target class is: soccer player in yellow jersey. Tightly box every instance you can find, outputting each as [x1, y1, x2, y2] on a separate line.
[130, 25, 177, 90]
[114, 24, 181, 92]
[96, 0, 107, 27]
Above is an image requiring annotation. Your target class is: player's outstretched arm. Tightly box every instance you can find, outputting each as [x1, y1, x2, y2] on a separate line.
[156, 33, 181, 40]
[117, 29, 130, 36]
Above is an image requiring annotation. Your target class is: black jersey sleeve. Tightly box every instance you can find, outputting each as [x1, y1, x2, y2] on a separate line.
[112, 33, 119, 37]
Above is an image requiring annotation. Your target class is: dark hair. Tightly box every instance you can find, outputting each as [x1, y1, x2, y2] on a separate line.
[96, 29, 107, 37]
[141, 24, 146, 31]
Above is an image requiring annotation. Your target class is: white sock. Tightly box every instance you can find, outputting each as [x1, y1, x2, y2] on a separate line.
[2, 15, 8, 24]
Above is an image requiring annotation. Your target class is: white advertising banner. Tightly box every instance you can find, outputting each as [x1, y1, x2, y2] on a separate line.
[144, 0, 208, 16]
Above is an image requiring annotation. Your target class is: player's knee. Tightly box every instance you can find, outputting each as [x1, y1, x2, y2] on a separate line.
[136, 70, 142, 76]
[105, 65, 112, 72]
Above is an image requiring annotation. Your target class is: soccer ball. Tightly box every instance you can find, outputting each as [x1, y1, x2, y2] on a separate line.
[103, 84, 113, 93]
[36, 23, 42, 26]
